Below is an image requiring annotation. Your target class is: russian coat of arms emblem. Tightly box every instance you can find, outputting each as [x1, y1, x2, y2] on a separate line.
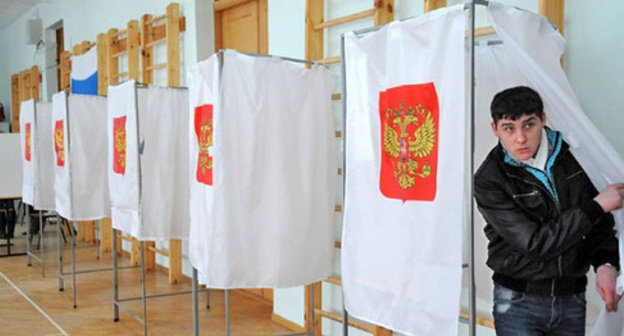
[379, 83, 439, 202]
[54, 120, 65, 166]
[113, 116, 127, 175]
[25, 123, 31, 162]
[194, 104, 213, 185]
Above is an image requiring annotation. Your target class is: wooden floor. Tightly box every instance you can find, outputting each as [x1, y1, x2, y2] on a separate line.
[0, 229, 295, 336]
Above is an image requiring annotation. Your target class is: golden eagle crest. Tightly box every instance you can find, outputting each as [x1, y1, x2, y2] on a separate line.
[383, 102, 436, 189]
[54, 120, 65, 166]
[379, 83, 439, 202]
[25, 123, 32, 162]
[113, 116, 127, 175]
[194, 104, 214, 185]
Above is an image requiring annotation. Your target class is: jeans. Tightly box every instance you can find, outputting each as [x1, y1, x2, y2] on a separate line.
[493, 284, 586, 336]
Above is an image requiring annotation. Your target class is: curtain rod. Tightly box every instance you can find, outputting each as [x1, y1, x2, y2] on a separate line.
[351, 0, 490, 37]
[218, 49, 329, 69]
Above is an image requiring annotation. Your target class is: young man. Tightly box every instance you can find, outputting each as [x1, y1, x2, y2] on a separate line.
[474, 86, 624, 335]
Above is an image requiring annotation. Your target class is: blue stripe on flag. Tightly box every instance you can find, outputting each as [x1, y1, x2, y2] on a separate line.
[71, 72, 98, 95]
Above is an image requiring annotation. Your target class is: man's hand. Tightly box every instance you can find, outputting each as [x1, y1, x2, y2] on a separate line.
[594, 183, 624, 213]
[596, 264, 621, 312]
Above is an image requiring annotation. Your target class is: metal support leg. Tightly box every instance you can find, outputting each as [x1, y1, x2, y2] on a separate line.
[140, 241, 147, 336]
[468, 2, 477, 336]
[70, 221, 77, 308]
[192, 268, 199, 336]
[342, 309, 348, 336]
[113, 228, 119, 322]
[225, 289, 230, 336]
[39, 211, 44, 277]
[206, 287, 210, 310]
[96, 220, 100, 260]
[26, 206, 31, 266]
[57, 216, 64, 291]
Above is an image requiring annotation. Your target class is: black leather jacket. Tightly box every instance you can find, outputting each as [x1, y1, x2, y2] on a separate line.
[474, 132, 619, 284]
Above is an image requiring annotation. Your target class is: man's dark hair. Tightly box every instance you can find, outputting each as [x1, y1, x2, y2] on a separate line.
[490, 86, 543, 123]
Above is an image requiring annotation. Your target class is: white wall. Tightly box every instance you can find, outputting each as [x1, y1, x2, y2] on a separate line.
[0, 0, 61, 123]
[564, 0, 624, 158]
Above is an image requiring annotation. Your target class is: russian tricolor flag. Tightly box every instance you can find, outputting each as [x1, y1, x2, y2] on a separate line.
[71, 46, 98, 95]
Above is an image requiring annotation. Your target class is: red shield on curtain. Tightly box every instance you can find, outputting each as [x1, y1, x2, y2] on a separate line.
[194, 104, 213, 185]
[379, 83, 439, 202]
[113, 116, 127, 175]
[54, 120, 65, 167]
[25, 123, 32, 162]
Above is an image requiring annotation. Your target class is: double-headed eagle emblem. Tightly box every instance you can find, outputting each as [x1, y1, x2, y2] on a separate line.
[25, 123, 31, 161]
[197, 120, 213, 174]
[383, 101, 436, 189]
[114, 127, 126, 170]
[54, 123, 65, 165]
[113, 116, 127, 174]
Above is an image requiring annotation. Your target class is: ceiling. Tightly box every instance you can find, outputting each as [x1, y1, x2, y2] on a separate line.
[0, 0, 41, 30]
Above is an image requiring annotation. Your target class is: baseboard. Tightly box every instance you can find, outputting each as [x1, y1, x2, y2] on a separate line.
[271, 313, 306, 333]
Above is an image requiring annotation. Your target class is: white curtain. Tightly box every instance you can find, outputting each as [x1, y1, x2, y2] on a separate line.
[107, 80, 140, 236]
[52, 91, 110, 221]
[34, 102, 55, 211]
[188, 54, 220, 283]
[200, 50, 337, 288]
[136, 86, 190, 240]
[342, 6, 466, 336]
[19, 101, 53, 209]
[20, 100, 36, 206]
[107, 80, 190, 240]
[52, 92, 70, 218]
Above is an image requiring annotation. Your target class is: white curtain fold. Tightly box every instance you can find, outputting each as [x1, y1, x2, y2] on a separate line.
[20, 100, 36, 206]
[52, 91, 110, 221]
[342, 6, 466, 336]
[188, 55, 220, 284]
[107, 80, 190, 240]
[195, 50, 337, 288]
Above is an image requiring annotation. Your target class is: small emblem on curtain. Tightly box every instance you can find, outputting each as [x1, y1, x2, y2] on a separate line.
[113, 116, 127, 175]
[54, 120, 65, 166]
[379, 83, 439, 202]
[194, 104, 213, 185]
[25, 123, 32, 162]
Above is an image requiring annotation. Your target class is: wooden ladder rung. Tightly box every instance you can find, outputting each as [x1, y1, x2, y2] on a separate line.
[325, 276, 342, 286]
[332, 93, 341, 101]
[335, 130, 342, 138]
[121, 236, 132, 242]
[313, 8, 376, 30]
[118, 71, 129, 78]
[334, 204, 342, 212]
[147, 245, 168, 257]
[460, 311, 495, 329]
[317, 56, 341, 65]
[146, 62, 167, 71]
[465, 26, 495, 38]
[147, 13, 167, 25]
[146, 37, 166, 48]
[334, 241, 341, 249]
[112, 50, 127, 58]
[314, 308, 375, 333]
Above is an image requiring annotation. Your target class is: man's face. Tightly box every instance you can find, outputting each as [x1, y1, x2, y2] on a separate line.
[491, 113, 546, 161]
